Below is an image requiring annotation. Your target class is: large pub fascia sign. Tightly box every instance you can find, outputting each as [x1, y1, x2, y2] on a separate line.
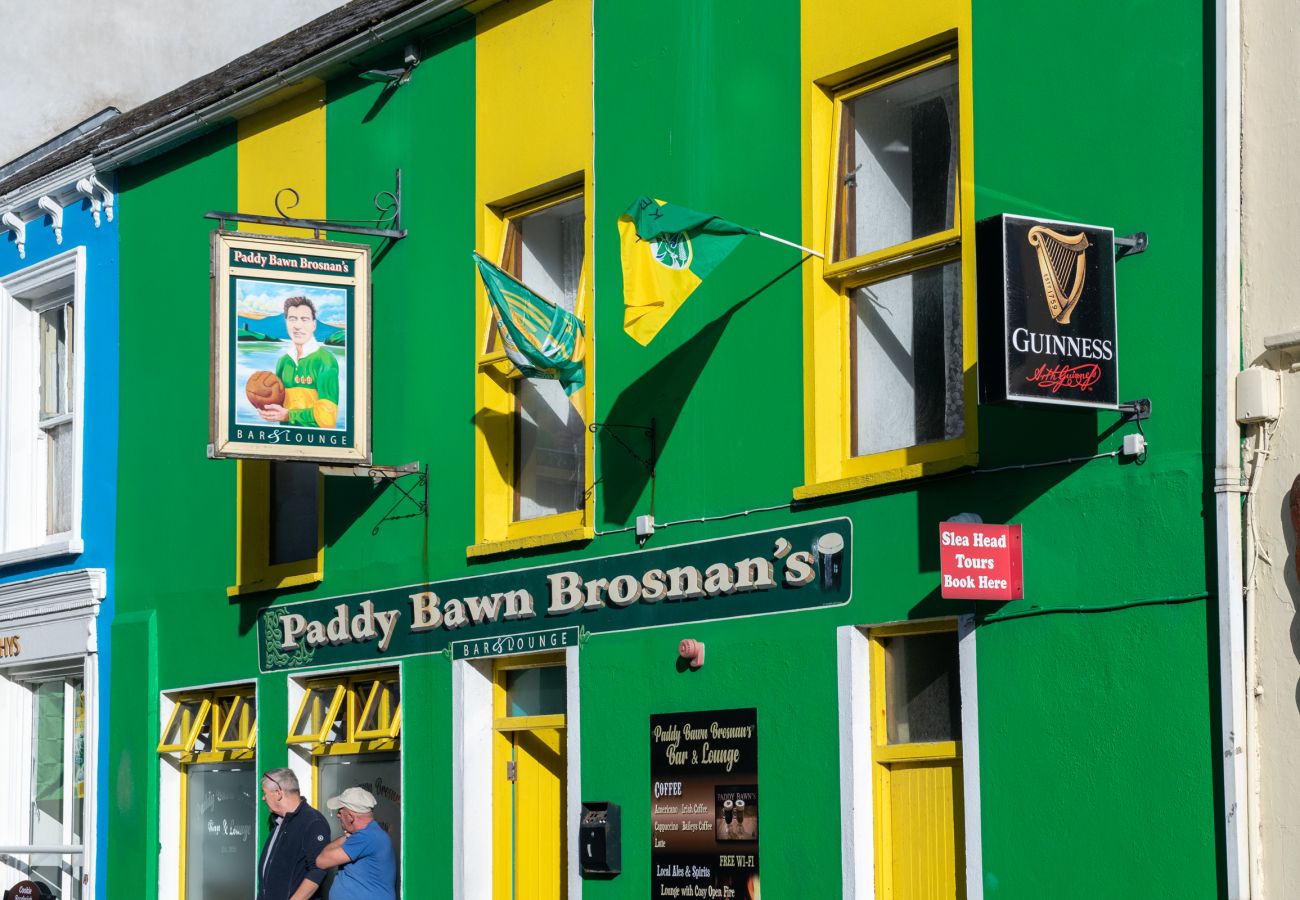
[976, 213, 1119, 410]
[258, 519, 852, 672]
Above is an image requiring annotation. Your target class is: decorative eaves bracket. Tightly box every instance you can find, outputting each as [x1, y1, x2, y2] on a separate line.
[1, 211, 25, 259]
[37, 197, 62, 245]
[74, 176, 113, 227]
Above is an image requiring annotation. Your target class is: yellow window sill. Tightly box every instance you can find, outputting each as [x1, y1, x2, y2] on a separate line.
[794, 452, 977, 501]
[226, 570, 324, 597]
[467, 525, 592, 559]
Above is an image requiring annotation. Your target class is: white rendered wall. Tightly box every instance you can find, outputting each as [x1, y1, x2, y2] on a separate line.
[1241, 4, 1300, 896]
[0, 0, 348, 168]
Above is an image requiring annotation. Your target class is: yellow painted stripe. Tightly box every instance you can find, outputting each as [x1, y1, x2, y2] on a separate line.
[237, 84, 327, 231]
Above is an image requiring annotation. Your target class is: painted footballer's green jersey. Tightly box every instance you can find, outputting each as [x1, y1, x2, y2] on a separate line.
[276, 344, 340, 428]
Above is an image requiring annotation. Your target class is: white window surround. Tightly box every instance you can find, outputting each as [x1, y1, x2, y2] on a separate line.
[837, 616, 982, 899]
[0, 246, 87, 567]
[157, 676, 261, 900]
[452, 646, 581, 900]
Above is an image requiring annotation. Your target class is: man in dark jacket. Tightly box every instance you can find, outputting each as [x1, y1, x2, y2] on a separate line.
[257, 768, 332, 900]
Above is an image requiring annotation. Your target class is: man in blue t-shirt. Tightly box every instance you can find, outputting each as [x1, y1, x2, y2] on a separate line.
[315, 787, 397, 900]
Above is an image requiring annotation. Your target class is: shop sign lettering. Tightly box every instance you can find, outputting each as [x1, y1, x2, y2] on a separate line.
[939, 522, 1024, 600]
[651, 709, 759, 898]
[451, 626, 579, 660]
[0, 634, 21, 659]
[258, 519, 852, 672]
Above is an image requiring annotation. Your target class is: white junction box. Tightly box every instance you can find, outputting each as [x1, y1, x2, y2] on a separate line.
[1236, 367, 1281, 424]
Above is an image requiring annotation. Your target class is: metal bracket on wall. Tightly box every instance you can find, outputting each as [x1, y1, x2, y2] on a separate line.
[204, 169, 408, 240]
[319, 461, 428, 535]
[588, 419, 658, 515]
[1115, 232, 1148, 260]
[1118, 398, 1151, 421]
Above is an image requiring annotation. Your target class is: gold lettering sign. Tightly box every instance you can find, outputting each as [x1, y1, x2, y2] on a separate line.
[1027, 225, 1090, 324]
[0, 635, 22, 659]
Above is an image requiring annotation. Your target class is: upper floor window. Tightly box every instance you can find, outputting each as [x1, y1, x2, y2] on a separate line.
[0, 248, 85, 564]
[799, 49, 975, 499]
[474, 187, 593, 554]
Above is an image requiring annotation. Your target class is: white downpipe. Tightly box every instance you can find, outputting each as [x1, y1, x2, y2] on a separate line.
[1216, 0, 1249, 895]
[1243, 424, 1271, 898]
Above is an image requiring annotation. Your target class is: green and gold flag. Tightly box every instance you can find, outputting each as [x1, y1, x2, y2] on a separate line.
[619, 197, 758, 345]
[473, 253, 586, 395]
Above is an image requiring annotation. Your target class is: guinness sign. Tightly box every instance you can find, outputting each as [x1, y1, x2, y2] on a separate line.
[976, 214, 1118, 409]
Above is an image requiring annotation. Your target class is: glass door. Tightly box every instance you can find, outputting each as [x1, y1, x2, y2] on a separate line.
[28, 676, 85, 899]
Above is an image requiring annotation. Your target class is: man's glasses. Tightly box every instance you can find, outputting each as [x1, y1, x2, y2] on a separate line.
[261, 774, 285, 795]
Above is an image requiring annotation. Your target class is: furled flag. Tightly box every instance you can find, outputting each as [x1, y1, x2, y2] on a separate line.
[473, 253, 586, 396]
[619, 197, 758, 345]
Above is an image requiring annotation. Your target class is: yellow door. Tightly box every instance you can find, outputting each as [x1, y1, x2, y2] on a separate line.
[493, 656, 567, 900]
[870, 623, 965, 900]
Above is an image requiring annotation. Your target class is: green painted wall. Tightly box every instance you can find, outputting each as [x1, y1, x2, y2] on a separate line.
[109, 2, 1220, 898]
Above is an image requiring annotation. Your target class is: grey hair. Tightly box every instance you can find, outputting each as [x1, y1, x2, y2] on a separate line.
[263, 768, 300, 794]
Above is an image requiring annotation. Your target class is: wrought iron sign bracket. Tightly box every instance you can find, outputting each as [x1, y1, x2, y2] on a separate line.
[588, 419, 658, 516]
[204, 169, 408, 240]
[1115, 232, 1148, 260]
[319, 461, 428, 535]
[1118, 398, 1152, 421]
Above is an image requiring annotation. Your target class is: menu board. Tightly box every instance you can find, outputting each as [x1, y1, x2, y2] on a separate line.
[651, 708, 759, 899]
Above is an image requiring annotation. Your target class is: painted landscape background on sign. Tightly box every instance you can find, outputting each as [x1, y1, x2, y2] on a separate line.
[234, 277, 349, 428]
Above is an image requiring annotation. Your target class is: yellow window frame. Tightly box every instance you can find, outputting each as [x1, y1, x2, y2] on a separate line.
[798, 38, 978, 500]
[471, 184, 595, 558]
[157, 687, 257, 762]
[228, 460, 325, 597]
[288, 671, 402, 754]
[868, 620, 964, 898]
[353, 675, 402, 741]
[492, 653, 567, 731]
[287, 681, 347, 746]
[157, 696, 213, 754]
[212, 689, 258, 752]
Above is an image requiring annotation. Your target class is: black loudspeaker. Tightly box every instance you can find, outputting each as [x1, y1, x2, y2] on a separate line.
[579, 800, 621, 877]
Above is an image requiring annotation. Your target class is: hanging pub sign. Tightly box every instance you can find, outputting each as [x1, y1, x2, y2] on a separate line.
[976, 214, 1118, 409]
[258, 518, 852, 672]
[210, 231, 371, 463]
[651, 708, 759, 900]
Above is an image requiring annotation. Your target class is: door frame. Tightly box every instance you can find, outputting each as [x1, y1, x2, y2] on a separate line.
[453, 646, 581, 899]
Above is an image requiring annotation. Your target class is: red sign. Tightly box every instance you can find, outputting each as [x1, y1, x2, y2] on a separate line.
[6, 881, 47, 900]
[939, 522, 1024, 600]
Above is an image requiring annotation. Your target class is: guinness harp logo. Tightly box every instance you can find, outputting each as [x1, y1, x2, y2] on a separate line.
[1027, 225, 1090, 324]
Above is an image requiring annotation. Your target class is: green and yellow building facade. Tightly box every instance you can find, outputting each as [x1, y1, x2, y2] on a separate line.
[107, 0, 1224, 897]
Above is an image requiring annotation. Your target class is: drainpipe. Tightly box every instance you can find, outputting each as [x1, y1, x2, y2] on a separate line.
[1215, 0, 1250, 895]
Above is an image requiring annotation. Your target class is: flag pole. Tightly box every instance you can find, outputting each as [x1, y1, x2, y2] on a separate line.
[756, 231, 824, 260]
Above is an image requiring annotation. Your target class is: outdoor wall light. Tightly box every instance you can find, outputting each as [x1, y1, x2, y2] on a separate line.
[678, 639, 705, 669]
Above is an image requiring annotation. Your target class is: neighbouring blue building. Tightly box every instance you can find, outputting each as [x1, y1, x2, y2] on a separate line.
[0, 118, 120, 900]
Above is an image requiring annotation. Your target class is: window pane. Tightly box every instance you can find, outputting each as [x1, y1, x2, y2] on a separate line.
[835, 62, 958, 261]
[882, 631, 961, 744]
[162, 698, 208, 749]
[518, 196, 584, 312]
[269, 462, 318, 566]
[38, 304, 71, 420]
[30, 680, 66, 894]
[357, 680, 400, 735]
[317, 752, 402, 895]
[292, 685, 343, 741]
[184, 763, 256, 900]
[850, 261, 963, 457]
[505, 666, 566, 717]
[46, 420, 73, 536]
[515, 377, 585, 520]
